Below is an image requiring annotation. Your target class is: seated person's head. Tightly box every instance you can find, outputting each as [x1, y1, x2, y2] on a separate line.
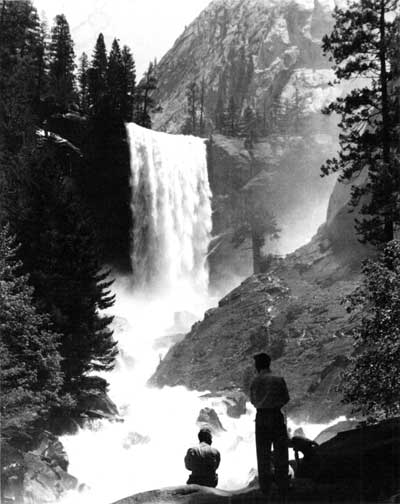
[198, 427, 212, 445]
[254, 352, 271, 372]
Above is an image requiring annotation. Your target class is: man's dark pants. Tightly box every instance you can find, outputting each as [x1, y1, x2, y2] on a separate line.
[255, 409, 289, 496]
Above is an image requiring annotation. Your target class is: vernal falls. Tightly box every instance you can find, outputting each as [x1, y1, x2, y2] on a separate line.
[59, 124, 341, 504]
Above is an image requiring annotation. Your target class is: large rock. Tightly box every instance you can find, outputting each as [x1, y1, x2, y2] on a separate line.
[315, 418, 400, 501]
[23, 452, 78, 504]
[1, 438, 78, 504]
[223, 391, 248, 418]
[314, 420, 359, 445]
[196, 408, 225, 433]
[31, 431, 69, 472]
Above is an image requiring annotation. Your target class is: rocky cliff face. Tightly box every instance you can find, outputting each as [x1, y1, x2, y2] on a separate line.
[152, 0, 337, 134]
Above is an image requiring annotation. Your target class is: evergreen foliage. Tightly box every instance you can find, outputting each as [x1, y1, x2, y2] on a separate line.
[88, 33, 108, 113]
[321, 0, 400, 244]
[48, 14, 76, 110]
[0, 225, 63, 443]
[107, 38, 124, 116]
[82, 34, 135, 267]
[342, 240, 400, 420]
[121, 45, 136, 122]
[77, 52, 90, 114]
[240, 105, 257, 148]
[1, 2, 120, 436]
[232, 176, 280, 274]
[181, 81, 198, 135]
[134, 61, 161, 129]
[16, 140, 118, 395]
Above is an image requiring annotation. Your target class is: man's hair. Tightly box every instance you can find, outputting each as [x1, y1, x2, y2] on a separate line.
[198, 427, 212, 444]
[254, 352, 271, 371]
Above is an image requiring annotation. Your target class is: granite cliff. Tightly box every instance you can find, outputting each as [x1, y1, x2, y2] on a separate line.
[152, 0, 338, 134]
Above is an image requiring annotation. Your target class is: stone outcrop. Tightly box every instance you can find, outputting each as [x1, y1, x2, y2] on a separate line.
[313, 419, 359, 445]
[196, 408, 226, 433]
[1, 433, 79, 504]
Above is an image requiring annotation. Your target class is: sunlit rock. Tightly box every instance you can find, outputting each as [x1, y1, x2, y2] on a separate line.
[197, 407, 226, 433]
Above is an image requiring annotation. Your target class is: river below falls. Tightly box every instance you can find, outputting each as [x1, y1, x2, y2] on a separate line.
[58, 281, 344, 504]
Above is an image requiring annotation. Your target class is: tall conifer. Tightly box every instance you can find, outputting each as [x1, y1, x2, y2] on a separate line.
[0, 225, 63, 442]
[121, 45, 136, 121]
[321, 0, 400, 244]
[78, 52, 90, 114]
[48, 14, 76, 110]
[88, 33, 108, 113]
[134, 61, 160, 129]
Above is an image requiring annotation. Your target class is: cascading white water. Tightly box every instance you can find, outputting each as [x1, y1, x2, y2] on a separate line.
[59, 124, 345, 504]
[126, 122, 212, 294]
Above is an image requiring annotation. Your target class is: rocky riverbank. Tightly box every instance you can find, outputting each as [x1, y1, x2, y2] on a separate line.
[112, 418, 400, 504]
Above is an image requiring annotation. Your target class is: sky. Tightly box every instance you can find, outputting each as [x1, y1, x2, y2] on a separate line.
[34, 0, 212, 77]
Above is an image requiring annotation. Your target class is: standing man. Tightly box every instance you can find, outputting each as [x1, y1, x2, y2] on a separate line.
[184, 427, 221, 487]
[250, 352, 290, 502]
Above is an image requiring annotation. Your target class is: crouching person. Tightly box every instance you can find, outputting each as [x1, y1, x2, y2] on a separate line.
[184, 427, 220, 487]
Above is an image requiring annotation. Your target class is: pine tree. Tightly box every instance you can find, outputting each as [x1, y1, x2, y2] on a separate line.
[0, 0, 45, 224]
[121, 45, 136, 121]
[88, 33, 108, 113]
[226, 95, 239, 136]
[214, 94, 226, 133]
[199, 78, 206, 136]
[134, 61, 161, 129]
[181, 81, 198, 135]
[16, 140, 118, 398]
[48, 14, 76, 110]
[232, 172, 280, 274]
[240, 105, 257, 149]
[0, 225, 63, 443]
[342, 240, 400, 420]
[321, 0, 400, 244]
[107, 38, 124, 116]
[77, 52, 90, 114]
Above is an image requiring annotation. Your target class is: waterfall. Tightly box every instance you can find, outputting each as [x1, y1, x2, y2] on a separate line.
[126, 123, 212, 295]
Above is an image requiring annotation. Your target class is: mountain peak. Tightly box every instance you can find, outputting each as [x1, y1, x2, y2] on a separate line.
[152, 0, 335, 133]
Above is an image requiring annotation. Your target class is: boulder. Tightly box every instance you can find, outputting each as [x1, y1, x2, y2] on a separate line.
[293, 427, 305, 438]
[77, 389, 119, 421]
[315, 418, 400, 500]
[23, 452, 78, 504]
[314, 420, 359, 445]
[32, 431, 69, 472]
[222, 392, 248, 418]
[196, 408, 225, 433]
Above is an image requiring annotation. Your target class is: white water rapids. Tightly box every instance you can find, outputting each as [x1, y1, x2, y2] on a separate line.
[59, 124, 344, 504]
